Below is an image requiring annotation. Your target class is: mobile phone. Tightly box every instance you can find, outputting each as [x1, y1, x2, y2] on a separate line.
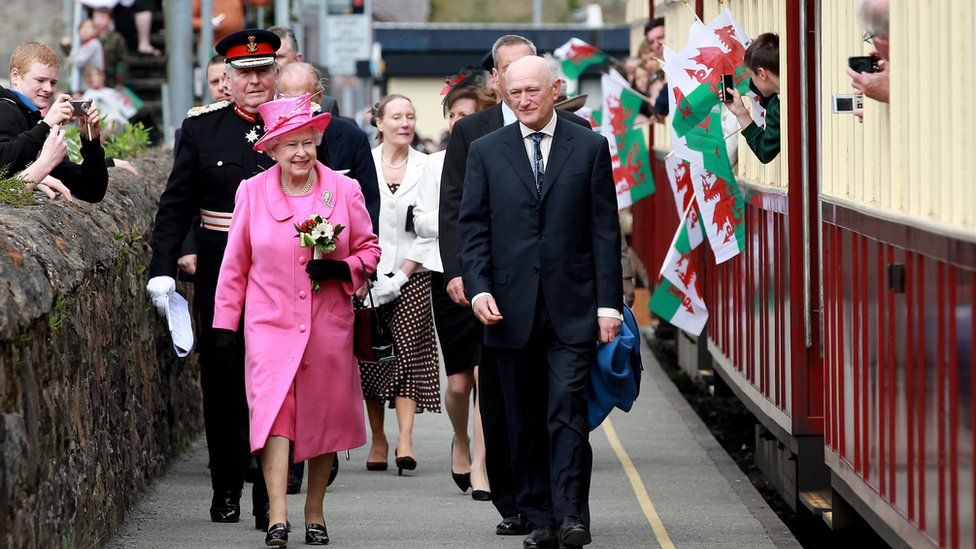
[848, 56, 879, 74]
[69, 99, 91, 117]
[832, 93, 864, 114]
[719, 74, 735, 102]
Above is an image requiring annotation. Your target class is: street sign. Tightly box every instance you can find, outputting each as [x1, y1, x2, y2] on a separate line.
[325, 13, 371, 75]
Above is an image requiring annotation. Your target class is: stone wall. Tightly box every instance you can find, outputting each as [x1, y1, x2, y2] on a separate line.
[0, 149, 201, 548]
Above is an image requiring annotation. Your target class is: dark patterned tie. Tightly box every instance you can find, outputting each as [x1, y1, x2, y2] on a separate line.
[531, 132, 544, 198]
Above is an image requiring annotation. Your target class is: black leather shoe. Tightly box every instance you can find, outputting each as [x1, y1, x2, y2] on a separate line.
[209, 491, 241, 523]
[496, 513, 531, 536]
[558, 516, 591, 547]
[471, 490, 491, 501]
[265, 523, 288, 547]
[305, 523, 330, 545]
[523, 525, 557, 548]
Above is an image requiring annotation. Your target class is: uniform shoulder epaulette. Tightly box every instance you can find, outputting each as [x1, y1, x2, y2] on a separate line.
[310, 101, 321, 113]
[187, 100, 231, 118]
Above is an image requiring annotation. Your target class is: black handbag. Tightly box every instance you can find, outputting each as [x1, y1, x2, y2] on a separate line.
[353, 257, 397, 365]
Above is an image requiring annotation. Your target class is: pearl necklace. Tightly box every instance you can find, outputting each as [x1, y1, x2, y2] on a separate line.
[281, 169, 315, 196]
[381, 150, 408, 169]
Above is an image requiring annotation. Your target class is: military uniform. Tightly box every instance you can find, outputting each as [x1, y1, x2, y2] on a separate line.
[148, 29, 326, 528]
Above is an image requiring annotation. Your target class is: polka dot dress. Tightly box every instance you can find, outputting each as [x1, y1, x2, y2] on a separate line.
[359, 271, 441, 413]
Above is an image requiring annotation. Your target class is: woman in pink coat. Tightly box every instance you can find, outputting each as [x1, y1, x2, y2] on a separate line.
[213, 94, 380, 547]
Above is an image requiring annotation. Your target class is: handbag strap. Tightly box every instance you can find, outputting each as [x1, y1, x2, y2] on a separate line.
[355, 256, 388, 336]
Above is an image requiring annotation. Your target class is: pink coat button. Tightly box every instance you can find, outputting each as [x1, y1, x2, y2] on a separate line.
[298, 256, 306, 265]
[299, 324, 306, 333]
[299, 291, 307, 299]
[302, 361, 309, 369]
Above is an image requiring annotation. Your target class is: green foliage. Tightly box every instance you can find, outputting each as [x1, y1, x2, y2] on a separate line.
[65, 121, 151, 162]
[103, 122, 151, 160]
[63, 125, 83, 164]
[0, 167, 38, 207]
[48, 294, 73, 331]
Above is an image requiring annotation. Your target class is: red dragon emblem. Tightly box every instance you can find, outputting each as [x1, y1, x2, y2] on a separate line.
[666, 284, 696, 314]
[673, 87, 693, 119]
[606, 95, 632, 136]
[612, 141, 646, 192]
[672, 160, 694, 210]
[566, 42, 601, 66]
[684, 25, 746, 97]
[701, 172, 744, 243]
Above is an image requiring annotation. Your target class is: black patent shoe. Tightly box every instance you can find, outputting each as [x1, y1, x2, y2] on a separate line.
[558, 516, 591, 547]
[209, 491, 241, 523]
[305, 523, 330, 545]
[523, 525, 557, 548]
[496, 513, 531, 536]
[394, 449, 417, 476]
[265, 523, 288, 547]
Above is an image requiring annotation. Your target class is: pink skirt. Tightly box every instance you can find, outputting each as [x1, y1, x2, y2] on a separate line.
[267, 379, 297, 441]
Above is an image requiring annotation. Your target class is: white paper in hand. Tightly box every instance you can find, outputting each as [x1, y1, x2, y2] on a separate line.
[166, 292, 195, 357]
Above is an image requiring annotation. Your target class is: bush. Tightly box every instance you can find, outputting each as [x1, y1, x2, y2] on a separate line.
[63, 121, 151, 163]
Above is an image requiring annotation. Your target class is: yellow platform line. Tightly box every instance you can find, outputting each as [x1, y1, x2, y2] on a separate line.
[601, 418, 676, 549]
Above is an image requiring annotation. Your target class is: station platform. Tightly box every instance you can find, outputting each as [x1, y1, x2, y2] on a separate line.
[111, 343, 799, 548]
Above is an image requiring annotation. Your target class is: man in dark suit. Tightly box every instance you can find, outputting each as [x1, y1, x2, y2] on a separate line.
[458, 55, 622, 548]
[438, 35, 594, 537]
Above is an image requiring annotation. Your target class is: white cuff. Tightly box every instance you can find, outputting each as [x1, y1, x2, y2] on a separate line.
[471, 292, 492, 309]
[597, 307, 623, 321]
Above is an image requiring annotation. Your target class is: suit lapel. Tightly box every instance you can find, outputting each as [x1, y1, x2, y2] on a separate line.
[540, 121, 574, 200]
[500, 126, 539, 199]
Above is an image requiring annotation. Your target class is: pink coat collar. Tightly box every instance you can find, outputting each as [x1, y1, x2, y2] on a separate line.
[263, 161, 337, 222]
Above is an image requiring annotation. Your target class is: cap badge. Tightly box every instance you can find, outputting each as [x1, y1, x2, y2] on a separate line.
[246, 36, 258, 53]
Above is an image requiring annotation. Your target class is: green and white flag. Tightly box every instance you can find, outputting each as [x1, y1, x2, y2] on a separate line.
[649, 205, 708, 335]
[668, 9, 751, 138]
[555, 38, 609, 80]
[664, 152, 704, 249]
[600, 71, 655, 209]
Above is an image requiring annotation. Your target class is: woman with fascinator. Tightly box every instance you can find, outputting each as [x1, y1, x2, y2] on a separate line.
[412, 70, 497, 499]
[212, 93, 380, 547]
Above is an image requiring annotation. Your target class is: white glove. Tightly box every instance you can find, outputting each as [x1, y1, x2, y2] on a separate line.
[146, 275, 176, 317]
[390, 270, 409, 289]
[367, 275, 402, 308]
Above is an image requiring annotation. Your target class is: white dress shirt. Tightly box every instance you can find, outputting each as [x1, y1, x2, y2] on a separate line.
[470, 112, 622, 323]
[501, 101, 518, 126]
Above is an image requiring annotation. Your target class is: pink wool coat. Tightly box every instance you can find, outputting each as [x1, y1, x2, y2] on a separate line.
[213, 161, 380, 462]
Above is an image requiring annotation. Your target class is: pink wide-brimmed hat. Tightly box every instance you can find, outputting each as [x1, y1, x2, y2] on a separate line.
[253, 92, 332, 152]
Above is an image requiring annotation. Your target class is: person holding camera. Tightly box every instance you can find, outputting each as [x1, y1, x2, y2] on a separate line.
[848, 0, 889, 105]
[724, 33, 781, 164]
[0, 41, 107, 203]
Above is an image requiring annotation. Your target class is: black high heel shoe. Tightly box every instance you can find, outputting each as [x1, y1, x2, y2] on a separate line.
[471, 489, 491, 501]
[450, 440, 471, 492]
[395, 449, 417, 476]
[305, 523, 329, 545]
[265, 523, 288, 547]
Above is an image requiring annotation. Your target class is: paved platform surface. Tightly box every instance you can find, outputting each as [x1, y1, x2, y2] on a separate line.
[111, 343, 798, 548]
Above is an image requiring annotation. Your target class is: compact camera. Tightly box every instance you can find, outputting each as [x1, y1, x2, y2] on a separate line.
[69, 99, 91, 117]
[832, 93, 864, 114]
[848, 55, 880, 74]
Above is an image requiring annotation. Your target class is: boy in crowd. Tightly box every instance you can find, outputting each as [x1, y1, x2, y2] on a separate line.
[726, 33, 780, 164]
[92, 7, 129, 88]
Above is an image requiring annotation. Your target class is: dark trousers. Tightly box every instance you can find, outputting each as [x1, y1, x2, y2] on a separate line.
[195, 233, 268, 515]
[478, 345, 519, 518]
[491, 299, 594, 527]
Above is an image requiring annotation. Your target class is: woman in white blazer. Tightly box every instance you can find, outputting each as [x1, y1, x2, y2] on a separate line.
[413, 80, 497, 499]
[360, 94, 440, 476]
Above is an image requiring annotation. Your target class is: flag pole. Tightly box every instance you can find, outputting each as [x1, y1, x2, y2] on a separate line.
[681, 0, 703, 23]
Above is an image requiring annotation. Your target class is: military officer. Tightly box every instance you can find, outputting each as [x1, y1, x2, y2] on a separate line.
[145, 29, 300, 531]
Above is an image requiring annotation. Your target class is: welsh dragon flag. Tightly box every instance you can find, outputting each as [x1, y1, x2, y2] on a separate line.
[555, 38, 608, 79]
[649, 206, 708, 335]
[665, 37, 747, 263]
[669, 9, 751, 138]
[664, 153, 704, 249]
[600, 71, 655, 208]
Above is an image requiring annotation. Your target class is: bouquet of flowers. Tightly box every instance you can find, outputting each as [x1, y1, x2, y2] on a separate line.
[295, 213, 345, 291]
